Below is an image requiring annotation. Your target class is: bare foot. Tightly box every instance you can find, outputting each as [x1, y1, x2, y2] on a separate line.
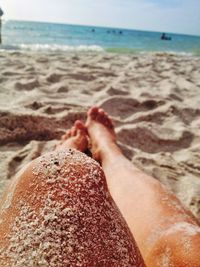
[86, 107, 120, 162]
[56, 120, 88, 152]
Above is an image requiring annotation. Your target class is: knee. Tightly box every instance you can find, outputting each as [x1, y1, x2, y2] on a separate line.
[0, 149, 106, 248]
[0, 149, 145, 267]
[29, 148, 107, 203]
[1, 149, 106, 214]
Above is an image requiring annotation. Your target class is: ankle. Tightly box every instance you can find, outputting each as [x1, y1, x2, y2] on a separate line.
[99, 141, 123, 163]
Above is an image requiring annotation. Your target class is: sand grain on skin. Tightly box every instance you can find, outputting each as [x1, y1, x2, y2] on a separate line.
[0, 150, 143, 266]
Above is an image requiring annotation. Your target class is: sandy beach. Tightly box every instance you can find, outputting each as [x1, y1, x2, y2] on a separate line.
[0, 50, 200, 220]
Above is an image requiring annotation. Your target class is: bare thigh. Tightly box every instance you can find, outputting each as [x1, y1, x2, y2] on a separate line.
[0, 149, 145, 267]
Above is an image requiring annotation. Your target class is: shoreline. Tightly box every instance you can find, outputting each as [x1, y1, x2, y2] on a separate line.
[0, 46, 200, 57]
[0, 50, 200, 220]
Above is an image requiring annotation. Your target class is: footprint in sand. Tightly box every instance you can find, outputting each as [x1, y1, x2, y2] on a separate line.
[0, 113, 63, 145]
[57, 86, 69, 93]
[46, 73, 63, 83]
[117, 126, 193, 153]
[15, 79, 40, 91]
[67, 73, 97, 82]
[107, 86, 130, 96]
[100, 97, 164, 119]
[25, 101, 43, 110]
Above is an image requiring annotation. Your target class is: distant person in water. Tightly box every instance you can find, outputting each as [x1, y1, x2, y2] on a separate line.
[161, 33, 166, 40]
[0, 107, 200, 266]
[0, 7, 3, 44]
[161, 32, 172, 41]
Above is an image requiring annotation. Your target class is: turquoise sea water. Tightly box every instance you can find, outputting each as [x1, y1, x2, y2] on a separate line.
[1, 20, 200, 55]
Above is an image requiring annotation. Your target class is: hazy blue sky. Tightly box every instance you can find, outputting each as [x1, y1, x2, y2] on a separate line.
[0, 0, 200, 35]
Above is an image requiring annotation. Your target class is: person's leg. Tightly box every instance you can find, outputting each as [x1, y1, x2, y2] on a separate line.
[86, 107, 200, 267]
[0, 121, 145, 267]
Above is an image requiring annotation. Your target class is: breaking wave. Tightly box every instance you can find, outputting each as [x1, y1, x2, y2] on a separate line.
[0, 43, 105, 52]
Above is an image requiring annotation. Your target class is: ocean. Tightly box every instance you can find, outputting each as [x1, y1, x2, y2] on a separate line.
[1, 20, 200, 55]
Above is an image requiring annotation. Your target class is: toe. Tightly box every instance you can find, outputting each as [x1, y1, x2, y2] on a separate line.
[99, 108, 106, 115]
[99, 110, 108, 121]
[87, 106, 114, 130]
[67, 130, 72, 138]
[98, 109, 114, 129]
[77, 129, 84, 137]
[61, 130, 71, 140]
[75, 120, 87, 132]
[61, 135, 66, 140]
[71, 126, 77, 136]
[87, 106, 99, 119]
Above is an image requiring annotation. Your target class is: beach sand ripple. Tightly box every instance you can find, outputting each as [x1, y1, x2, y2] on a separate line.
[0, 51, 200, 220]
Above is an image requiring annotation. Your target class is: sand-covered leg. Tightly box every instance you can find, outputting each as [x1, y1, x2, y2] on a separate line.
[0, 149, 145, 267]
[86, 107, 200, 267]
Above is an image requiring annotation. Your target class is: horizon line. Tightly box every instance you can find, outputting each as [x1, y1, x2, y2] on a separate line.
[3, 18, 200, 38]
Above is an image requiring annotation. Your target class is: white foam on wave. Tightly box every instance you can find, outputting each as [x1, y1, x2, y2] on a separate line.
[0, 44, 196, 57]
[1, 43, 105, 52]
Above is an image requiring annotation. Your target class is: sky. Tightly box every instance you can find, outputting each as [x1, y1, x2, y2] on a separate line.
[0, 0, 200, 36]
